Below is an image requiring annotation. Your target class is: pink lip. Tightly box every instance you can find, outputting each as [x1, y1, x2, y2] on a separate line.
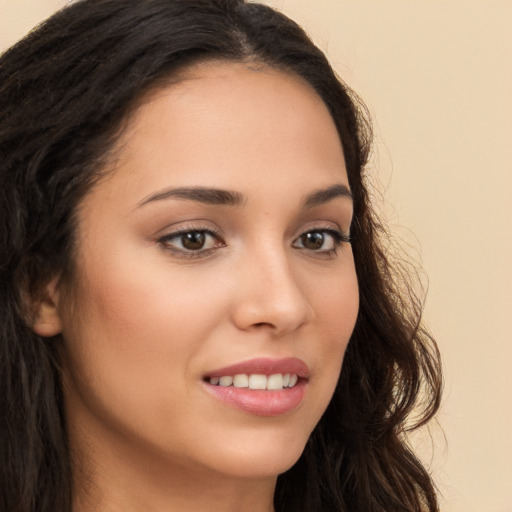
[205, 357, 309, 379]
[203, 357, 309, 417]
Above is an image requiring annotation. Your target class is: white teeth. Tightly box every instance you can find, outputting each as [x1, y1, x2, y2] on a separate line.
[209, 373, 299, 389]
[267, 373, 284, 390]
[218, 376, 233, 387]
[233, 374, 249, 387]
[249, 374, 267, 390]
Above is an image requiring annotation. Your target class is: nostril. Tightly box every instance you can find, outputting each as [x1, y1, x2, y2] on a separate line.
[253, 322, 272, 328]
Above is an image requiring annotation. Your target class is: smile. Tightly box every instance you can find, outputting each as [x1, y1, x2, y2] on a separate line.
[208, 373, 299, 390]
[203, 357, 308, 416]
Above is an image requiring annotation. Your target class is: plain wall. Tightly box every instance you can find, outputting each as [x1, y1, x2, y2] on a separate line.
[1, 1, 511, 511]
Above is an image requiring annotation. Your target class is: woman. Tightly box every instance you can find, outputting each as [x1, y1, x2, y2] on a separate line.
[0, 1, 442, 511]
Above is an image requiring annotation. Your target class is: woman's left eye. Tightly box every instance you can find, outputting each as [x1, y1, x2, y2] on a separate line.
[158, 229, 224, 257]
[292, 229, 350, 253]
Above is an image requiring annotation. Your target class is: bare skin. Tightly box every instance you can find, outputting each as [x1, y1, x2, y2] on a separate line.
[34, 62, 359, 511]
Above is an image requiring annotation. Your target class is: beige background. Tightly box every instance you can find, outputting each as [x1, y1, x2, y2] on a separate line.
[1, 1, 511, 511]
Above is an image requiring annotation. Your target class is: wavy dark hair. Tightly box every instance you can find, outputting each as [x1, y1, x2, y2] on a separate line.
[0, 1, 442, 511]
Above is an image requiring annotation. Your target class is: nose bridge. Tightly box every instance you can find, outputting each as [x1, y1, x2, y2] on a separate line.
[232, 238, 311, 335]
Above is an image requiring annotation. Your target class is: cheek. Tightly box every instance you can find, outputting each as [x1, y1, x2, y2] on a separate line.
[70, 245, 228, 344]
[59, 251, 229, 422]
[299, 256, 359, 422]
[314, 259, 359, 354]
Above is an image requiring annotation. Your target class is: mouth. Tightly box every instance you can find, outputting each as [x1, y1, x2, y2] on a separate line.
[202, 357, 309, 416]
[206, 373, 300, 390]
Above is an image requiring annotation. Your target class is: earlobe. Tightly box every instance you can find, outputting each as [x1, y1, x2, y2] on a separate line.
[31, 277, 63, 337]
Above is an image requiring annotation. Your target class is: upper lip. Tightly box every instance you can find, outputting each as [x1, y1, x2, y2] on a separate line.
[205, 357, 309, 379]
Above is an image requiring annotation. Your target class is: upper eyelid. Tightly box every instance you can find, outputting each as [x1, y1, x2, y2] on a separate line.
[294, 222, 347, 239]
[159, 230, 218, 243]
[157, 224, 345, 236]
[156, 222, 222, 238]
[160, 226, 218, 236]
[156, 222, 348, 239]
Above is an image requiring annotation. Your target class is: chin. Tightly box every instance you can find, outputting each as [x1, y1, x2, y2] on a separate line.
[212, 454, 303, 481]
[196, 428, 310, 480]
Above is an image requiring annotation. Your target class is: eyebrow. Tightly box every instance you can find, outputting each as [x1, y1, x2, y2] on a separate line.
[137, 183, 352, 209]
[303, 183, 353, 208]
[138, 186, 246, 207]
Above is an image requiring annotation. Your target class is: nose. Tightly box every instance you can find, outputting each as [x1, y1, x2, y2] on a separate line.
[231, 246, 313, 337]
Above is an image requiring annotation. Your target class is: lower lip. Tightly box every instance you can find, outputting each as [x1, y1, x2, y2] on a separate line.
[203, 380, 307, 417]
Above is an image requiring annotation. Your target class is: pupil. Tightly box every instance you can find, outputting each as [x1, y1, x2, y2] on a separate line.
[303, 232, 324, 250]
[182, 231, 205, 250]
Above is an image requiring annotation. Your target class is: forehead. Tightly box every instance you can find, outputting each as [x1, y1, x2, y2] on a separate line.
[91, 61, 348, 209]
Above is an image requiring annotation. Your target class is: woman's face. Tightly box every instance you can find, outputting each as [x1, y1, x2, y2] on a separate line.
[54, 62, 359, 481]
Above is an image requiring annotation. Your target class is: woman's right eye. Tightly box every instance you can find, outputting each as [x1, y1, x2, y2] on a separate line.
[158, 229, 225, 258]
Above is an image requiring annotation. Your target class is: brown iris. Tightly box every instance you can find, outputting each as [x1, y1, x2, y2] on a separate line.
[300, 231, 324, 250]
[181, 231, 206, 250]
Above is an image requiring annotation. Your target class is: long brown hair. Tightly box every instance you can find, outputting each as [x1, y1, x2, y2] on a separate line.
[0, 1, 442, 510]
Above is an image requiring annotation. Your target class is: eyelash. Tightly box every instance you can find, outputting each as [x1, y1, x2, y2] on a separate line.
[157, 226, 351, 260]
[292, 228, 351, 256]
[157, 226, 224, 259]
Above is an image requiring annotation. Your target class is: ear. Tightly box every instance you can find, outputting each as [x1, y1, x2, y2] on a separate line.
[31, 277, 63, 337]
